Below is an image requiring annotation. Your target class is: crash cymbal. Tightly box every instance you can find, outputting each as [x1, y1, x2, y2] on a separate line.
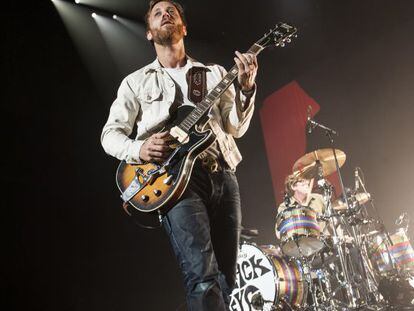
[292, 148, 346, 179]
[332, 192, 371, 210]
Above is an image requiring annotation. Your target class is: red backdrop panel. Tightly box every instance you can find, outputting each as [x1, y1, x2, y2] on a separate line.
[260, 81, 320, 204]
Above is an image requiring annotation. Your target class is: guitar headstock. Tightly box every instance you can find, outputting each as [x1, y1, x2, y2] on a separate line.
[257, 22, 297, 49]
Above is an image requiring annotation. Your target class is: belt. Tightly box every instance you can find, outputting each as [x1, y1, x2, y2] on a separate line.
[200, 156, 230, 173]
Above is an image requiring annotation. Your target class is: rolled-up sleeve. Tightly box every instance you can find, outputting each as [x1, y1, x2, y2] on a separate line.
[101, 77, 144, 164]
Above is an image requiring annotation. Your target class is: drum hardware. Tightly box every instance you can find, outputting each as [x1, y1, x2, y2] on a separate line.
[318, 178, 360, 308]
[306, 117, 363, 308]
[378, 275, 414, 307]
[251, 292, 284, 310]
[251, 292, 268, 310]
[331, 191, 372, 212]
[309, 250, 338, 270]
[241, 227, 260, 240]
[296, 254, 330, 311]
[312, 269, 331, 307]
[396, 212, 410, 235]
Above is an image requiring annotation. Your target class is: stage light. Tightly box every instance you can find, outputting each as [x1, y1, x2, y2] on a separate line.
[75, 0, 80, 3]
[91, 12, 97, 18]
[113, 15, 118, 20]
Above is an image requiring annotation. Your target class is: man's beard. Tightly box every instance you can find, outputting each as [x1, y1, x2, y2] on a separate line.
[150, 24, 185, 46]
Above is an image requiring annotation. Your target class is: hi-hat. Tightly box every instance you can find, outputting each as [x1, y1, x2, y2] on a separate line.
[292, 148, 346, 179]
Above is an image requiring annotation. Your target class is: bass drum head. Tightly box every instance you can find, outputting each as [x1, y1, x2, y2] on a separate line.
[229, 243, 308, 310]
[229, 243, 277, 310]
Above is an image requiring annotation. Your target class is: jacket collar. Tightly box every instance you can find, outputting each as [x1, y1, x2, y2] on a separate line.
[144, 56, 206, 74]
[288, 195, 315, 207]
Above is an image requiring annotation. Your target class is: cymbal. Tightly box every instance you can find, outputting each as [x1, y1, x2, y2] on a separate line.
[292, 148, 346, 179]
[332, 192, 371, 210]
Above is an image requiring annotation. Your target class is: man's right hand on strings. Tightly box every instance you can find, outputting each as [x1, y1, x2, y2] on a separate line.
[139, 131, 173, 163]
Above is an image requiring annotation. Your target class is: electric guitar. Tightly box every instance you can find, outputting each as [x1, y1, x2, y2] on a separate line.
[116, 23, 297, 216]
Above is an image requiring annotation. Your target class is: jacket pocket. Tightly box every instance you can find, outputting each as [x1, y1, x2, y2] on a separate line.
[138, 85, 162, 104]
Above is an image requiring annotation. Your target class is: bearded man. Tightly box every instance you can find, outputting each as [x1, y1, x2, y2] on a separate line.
[101, 1, 258, 310]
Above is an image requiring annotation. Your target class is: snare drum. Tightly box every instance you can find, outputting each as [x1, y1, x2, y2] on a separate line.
[229, 243, 308, 310]
[276, 206, 324, 257]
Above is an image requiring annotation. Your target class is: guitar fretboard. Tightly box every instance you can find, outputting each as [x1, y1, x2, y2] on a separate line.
[178, 43, 264, 132]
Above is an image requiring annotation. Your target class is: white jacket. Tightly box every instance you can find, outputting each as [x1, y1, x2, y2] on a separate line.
[101, 57, 255, 170]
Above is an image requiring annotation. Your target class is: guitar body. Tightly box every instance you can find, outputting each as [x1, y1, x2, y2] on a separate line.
[116, 106, 216, 215]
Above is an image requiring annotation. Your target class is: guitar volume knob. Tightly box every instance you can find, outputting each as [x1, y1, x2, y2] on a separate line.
[153, 189, 162, 196]
[141, 195, 149, 202]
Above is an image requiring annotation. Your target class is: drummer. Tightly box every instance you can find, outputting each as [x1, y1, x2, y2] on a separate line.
[278, 174, 325, 215]
[276, 174, 327, 239]
[276, 174, 350, 242]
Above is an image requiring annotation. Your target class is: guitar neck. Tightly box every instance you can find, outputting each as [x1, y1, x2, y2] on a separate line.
[177, 43, 264, 133]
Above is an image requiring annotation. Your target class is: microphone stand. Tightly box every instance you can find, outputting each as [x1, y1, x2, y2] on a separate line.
[308, 117, 359, 308]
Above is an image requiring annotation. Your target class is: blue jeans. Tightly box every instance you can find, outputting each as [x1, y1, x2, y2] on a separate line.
[162, 163, 241, 311]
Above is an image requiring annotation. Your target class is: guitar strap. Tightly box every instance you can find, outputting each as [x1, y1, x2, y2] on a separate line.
[186, 66, 208, 104]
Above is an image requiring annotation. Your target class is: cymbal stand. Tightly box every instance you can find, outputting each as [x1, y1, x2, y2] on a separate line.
[358, 175, 401, 286]
[359, 174, 399, 275]
[294, 244, 324, 311]
[318, 175, 359, 308]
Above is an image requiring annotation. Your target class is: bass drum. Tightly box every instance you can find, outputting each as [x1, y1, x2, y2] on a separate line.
[229, 243, 308, 310]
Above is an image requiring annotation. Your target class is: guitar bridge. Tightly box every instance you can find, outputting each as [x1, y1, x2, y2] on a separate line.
[120, 175, 144, 203]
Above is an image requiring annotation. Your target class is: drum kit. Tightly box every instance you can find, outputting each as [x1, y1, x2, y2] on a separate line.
[229, 148, 414, 311]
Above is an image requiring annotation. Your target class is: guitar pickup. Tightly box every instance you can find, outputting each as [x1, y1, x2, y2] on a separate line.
[169, 126, 190, 144]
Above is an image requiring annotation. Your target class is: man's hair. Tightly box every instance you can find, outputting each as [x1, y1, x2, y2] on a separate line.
[144, 0, 187, 31]
[284, 174, 306, 197]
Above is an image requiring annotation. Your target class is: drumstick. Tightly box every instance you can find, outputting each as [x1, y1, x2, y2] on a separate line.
[304, 178, 314, 206]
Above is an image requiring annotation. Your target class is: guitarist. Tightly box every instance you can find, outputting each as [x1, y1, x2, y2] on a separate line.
[101, 1, 258, 310]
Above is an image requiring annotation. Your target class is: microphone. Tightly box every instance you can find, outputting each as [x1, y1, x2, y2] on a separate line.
[251, 293, 264, 310]
[305, 106, 338, 136]
[354, 167, 359, 191]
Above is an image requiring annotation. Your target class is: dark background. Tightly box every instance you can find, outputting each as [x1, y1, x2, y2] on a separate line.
[4, 0, 414, 310]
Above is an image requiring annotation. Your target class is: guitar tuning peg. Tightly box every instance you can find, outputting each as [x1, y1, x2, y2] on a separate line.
[280, 43, 285, 47]
[286, 38, 291, 43]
